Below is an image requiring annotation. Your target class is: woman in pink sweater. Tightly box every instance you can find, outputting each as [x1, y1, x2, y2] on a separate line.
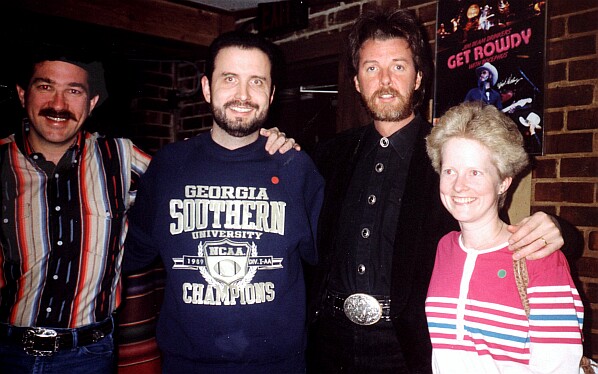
[424, 101, 584, 373]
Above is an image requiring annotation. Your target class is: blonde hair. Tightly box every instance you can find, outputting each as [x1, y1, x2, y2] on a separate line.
[426, 102, 529, 204]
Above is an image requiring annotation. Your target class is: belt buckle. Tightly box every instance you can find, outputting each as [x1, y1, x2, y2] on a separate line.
[343, 293, 382, 325]
[91, 329, 105, 343]
[23, 327, 59, 356]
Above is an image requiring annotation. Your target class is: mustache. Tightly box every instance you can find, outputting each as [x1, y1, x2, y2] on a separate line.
[373, 87, 401, 97]
[38, 108, 78, 121]
[224, 100, 259, 110]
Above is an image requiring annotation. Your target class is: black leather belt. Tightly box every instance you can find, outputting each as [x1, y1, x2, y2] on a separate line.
[0, 318, 114, 356]
[325, 290, 391, 324]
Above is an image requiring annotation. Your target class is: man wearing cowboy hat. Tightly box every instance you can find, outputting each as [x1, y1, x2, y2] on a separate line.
[0, 45, 152, 373]
[519, 110, 543, 152]
[464, 62, 503, 109]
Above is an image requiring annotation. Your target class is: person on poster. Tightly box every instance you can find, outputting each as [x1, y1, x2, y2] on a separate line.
[519, 111, 543, 153]
[478, 5, 494, 31]
[464, 62, 502, 109]
[497, 0, 511, 26]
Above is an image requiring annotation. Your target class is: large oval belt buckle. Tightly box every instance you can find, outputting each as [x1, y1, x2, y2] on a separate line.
[343, 293, 382, 325]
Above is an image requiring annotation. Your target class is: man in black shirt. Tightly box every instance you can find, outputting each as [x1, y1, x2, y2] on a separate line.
[306, 8, 564, 374]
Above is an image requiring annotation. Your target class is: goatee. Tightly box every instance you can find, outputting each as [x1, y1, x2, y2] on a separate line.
[212, 100, 267, 137]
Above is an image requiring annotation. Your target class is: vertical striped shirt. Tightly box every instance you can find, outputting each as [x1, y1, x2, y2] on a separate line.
[0, 127, 150, 328]
[426, 231, 584, 374]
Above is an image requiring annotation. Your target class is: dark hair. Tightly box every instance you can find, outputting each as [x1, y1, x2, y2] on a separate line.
[204, 31, 281, 88]
[17, 44, 108, 106]
[348, 8, 431, 108]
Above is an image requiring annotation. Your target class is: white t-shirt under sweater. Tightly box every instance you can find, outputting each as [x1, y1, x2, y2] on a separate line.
[426, 231, 584, 374]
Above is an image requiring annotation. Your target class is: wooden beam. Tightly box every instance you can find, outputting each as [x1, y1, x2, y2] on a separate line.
[15, 0, 235, 46]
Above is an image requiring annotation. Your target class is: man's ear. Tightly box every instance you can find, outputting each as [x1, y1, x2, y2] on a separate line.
[16, 84, 26, 108]
[201, 75, 211, 103]
[415, 71, 422, 91]
[89, 95, 100, 113]
[353, 76, 361, 94]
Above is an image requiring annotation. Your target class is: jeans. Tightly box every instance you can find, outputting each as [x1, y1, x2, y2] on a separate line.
[307, 309, 408, 374]
[0, 332, 115, 374]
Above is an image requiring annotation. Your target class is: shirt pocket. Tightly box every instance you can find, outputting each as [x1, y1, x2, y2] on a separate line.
[80, 199, 126, 255]
[1, 203, 32, 262]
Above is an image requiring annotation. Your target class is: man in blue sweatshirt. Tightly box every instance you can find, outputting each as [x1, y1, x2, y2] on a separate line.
[123, 31, 324, 374]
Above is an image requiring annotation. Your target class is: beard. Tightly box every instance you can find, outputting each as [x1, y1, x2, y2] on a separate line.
[361, 86, 415, 122]
[478, 78, 492, 90]
[212, 100, 268, 137]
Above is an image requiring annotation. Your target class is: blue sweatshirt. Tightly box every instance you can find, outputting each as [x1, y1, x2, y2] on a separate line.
[124, 133, 324, 373]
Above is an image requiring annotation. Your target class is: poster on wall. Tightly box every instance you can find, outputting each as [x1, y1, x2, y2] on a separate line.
[433, 0, 547, 155]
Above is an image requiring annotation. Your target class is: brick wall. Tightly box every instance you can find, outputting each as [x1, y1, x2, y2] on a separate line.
[129, 60, 211, 154]
[271, 0, 598, 360]
[128, 61, 174, 154]
[541, 0, 598, 359]
[130, 0, 597, 359]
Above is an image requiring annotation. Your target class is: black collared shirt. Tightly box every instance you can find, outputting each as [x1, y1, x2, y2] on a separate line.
[327, 118, 421, 296]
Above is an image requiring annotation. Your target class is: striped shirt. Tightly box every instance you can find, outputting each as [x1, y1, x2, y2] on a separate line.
[426, 231, 584, 374]
[0, 126, 150, 328]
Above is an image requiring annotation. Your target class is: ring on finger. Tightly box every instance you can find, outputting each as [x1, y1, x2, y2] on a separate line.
[539, 237, 548, 246]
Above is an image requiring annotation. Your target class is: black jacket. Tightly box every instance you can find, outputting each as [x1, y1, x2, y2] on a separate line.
[307, 115, 458, 373]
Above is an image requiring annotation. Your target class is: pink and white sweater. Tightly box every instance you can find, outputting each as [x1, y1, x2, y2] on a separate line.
[426, 231, 584, 374]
